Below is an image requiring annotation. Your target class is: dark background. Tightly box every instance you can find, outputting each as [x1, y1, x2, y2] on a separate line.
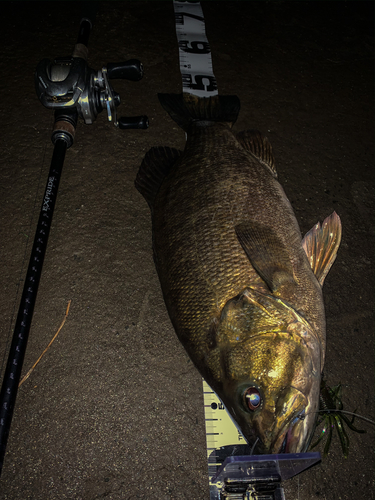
[0, 1, 373, 499]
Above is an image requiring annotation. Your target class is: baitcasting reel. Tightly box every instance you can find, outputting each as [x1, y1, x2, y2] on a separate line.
[35, 43, 148, 131]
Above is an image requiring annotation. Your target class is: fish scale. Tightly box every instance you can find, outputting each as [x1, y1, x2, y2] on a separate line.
[154, 125, 299, 335]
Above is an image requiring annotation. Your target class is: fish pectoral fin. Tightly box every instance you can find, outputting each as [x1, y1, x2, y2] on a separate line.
[236, 130, 277, 177]
[235, 221, 296, 293]
[302, 211, 342, 286]
[135, 146, 182, 209]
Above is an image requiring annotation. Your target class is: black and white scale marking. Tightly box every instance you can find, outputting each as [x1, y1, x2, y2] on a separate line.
[172, 0, 246, 487]
[173, 1, 218, 98]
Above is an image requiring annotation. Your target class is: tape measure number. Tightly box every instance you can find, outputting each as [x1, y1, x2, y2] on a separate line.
[173, 1, 218, 98]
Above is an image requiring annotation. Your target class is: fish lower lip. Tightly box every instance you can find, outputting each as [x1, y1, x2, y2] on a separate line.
[278, 409, 305, 453]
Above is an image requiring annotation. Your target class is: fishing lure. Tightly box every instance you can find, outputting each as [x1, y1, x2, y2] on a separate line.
[309, 379, 366, 458]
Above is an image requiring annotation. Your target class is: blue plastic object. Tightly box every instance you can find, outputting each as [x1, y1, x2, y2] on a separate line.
[210, 452, 321, 500]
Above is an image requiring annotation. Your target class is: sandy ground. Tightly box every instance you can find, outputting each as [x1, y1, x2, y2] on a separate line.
[0, 1, 373, 499]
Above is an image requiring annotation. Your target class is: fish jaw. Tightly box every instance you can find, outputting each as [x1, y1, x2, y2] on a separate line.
[260, 382, 320, 454]
[280, 378, 320, 453]
[257, 386, 308, 453]
[224, 377, 319, 454]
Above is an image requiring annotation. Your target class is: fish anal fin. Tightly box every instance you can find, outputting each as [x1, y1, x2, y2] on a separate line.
[135, 146, 182, 209]
[302, 211, 342, 286]
[236, 130, 277, 177]
[235, 221, 296, 293]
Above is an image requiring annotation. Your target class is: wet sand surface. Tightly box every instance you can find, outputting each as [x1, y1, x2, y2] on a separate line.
[0, 2, 373, 499]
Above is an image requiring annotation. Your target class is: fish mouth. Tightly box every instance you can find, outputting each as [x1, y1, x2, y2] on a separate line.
[251, 426, 298, 455]
[250, 408, 306, 455]
[264, 387, 307, 454]
[276, 409, 306, 454]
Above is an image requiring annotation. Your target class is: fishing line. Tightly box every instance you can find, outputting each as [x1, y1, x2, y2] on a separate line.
[0, 112, 54, 382]
[300, 409, 375, 426]
[250, 437, 259, 455]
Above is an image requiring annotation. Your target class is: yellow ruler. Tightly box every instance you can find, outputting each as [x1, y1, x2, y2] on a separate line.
[203, 380, 250, 480]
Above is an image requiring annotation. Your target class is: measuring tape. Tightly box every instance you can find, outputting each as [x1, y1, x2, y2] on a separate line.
[203, 381, 250, 476]
[172, 0, 250, 491]
[173, 1, 218, 98]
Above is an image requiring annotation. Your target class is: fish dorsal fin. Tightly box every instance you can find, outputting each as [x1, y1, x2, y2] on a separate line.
[235, 221, 296, 293]
[236, 130, 277, 177]
[135, 146, 182, 209]
[302, 212, 342, 286]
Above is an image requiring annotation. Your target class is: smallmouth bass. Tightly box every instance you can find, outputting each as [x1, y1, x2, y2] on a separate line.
[135, 93, 341, 454]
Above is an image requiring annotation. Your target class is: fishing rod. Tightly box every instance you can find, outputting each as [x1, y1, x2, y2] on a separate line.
[0, 3, 148, 477]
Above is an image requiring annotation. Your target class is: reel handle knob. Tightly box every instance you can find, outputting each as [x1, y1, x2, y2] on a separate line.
[118, 116, 149, 130]
[107, 60, 144, 81]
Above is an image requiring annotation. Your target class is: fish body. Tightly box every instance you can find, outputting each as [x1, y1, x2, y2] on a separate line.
[136, 94, 341, 454]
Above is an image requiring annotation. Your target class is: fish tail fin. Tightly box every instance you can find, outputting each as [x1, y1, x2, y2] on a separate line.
[158, 93, 240, 131]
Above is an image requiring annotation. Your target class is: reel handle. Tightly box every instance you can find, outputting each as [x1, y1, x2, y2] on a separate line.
[107, 60, 143, 81]
[118, 116, 149, 130]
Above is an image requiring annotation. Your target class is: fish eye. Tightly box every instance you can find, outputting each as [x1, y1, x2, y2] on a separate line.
[243, 387, 262, 411]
